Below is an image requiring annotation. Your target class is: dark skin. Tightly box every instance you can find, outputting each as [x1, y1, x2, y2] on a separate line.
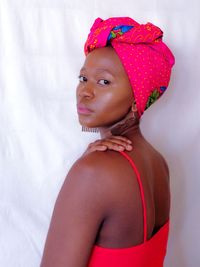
[40, 46, 170, 267]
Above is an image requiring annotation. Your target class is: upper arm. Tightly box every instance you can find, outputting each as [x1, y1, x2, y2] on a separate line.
[40, 153, 112, 267]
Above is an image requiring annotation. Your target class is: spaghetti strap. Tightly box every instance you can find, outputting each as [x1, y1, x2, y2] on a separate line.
[87, 152, 169, 267]
[119, 151, 147, 242]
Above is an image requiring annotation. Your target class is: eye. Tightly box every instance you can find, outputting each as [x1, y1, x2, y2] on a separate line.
[98, 79, 110, 85]
[78, 75, 87, 82]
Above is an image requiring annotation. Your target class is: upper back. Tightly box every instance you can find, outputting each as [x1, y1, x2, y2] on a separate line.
[87, 137, 170, 248]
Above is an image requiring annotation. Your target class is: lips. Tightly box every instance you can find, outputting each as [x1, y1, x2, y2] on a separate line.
[77, 103, 93, 114]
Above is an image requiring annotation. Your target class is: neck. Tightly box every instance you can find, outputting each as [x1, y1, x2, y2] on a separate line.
[99, 109, 143, 142]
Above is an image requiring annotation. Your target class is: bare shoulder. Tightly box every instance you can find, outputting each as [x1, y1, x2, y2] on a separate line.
[63, 150, 126, 210]
[67, 150, 124, 187]
[40, 151, 124, 267]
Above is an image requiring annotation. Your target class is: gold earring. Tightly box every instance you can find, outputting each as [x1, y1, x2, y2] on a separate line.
[131, 100, 137, 111]
[131, 100, 139, 120]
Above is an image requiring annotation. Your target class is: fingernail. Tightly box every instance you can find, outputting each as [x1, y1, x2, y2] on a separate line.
[127, 145, 132, 149]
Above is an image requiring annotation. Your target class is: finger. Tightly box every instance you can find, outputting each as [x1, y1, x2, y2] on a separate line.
[92, 137, 132, 147]
[88, 145, 108, 152]
[108, 136, 132, 144]
[100, 140, 133, 150]
[87, 143, 132, 153]
[100, 141, 132, 151]
[95, 145, 108, 151]
[87, 141, 102, 149]
[88, 137, 133, 151]
[92, 144, 125, 152]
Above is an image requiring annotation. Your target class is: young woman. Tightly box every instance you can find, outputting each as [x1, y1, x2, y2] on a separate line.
[40, 17, 175, 267]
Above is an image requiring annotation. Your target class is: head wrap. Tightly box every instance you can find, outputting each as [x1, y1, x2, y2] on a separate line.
[84, 17, 175, 118]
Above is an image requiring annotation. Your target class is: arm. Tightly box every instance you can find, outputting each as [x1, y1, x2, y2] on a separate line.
[40, 153, 111, 267]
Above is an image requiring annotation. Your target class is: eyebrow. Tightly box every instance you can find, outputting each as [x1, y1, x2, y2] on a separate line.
[80, 67, 114, 76]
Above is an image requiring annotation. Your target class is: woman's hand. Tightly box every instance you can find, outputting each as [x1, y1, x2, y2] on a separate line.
[82, 136, 133, 156]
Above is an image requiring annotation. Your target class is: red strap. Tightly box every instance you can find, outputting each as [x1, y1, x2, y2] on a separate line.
[119, 151, 147, 242]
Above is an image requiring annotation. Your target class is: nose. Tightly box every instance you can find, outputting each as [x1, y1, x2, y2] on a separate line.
[76, 82, 94, 99]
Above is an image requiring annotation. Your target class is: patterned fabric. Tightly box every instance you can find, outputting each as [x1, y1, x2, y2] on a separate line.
[84, 17, 175, 118]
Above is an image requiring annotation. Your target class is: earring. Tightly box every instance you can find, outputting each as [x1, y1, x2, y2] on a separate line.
[82, 126, 99, 133]
[131, 100, 139, 120]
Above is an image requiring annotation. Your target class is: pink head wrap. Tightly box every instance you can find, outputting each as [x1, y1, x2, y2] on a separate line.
[84, 17, 175, 118]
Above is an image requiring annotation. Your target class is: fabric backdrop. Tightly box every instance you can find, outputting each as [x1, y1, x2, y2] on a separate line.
[0, 0, 199, 266]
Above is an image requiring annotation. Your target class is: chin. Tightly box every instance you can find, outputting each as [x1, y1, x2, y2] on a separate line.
[78, 115, 113, 129]
[79, 120, 96, 128]
[81, 123, 98, 129]
[78, 117, 98, 128]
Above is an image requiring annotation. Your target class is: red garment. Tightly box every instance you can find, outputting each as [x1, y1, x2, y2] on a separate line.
[87, 151, 170, 267]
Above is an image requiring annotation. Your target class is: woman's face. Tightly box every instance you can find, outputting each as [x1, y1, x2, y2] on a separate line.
[76, 46, 133, 128]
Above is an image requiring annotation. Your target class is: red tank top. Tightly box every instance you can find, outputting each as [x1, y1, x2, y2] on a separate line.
[87, 150, 170, 267]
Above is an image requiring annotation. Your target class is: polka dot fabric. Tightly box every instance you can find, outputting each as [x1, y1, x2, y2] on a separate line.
[84, 17, 175, 118]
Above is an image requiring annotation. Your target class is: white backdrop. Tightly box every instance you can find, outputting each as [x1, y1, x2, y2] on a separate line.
[0, 0, 199, 266]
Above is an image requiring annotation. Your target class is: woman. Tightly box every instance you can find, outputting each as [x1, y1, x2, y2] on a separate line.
[40, 17, 175, 267]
